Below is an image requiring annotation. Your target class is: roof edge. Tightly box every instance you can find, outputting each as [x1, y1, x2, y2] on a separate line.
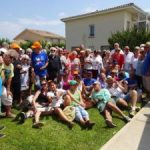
[61, 3, 146, 22]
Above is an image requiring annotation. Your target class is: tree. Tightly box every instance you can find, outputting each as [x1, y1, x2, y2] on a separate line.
[108, 27, 150, 51]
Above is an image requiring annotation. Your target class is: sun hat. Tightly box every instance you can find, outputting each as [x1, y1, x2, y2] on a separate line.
[31, 41, 42, 49]
[69, 80, 78, 86]
[10, 43, 20, 49]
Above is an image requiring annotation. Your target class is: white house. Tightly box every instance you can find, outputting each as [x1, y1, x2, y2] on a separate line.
[61, 3, 150, 50]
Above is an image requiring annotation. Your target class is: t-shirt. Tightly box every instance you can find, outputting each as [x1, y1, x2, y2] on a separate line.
[31, 51, 48, 77]
[126, 78, 138, 88]
[84, 55, 93, 70]
[92, 55, 103, 70]
[21, 64, 30, 91]
[131, 56, 138, 70]
[47, 89, 66, 108]
[83, 78, 96, 86]
[112, 53, 124, 69]
[124, 52, 134, 71]
[3, 63, 14, 80]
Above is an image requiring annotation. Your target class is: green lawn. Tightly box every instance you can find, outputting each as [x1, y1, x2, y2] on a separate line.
[0, 108, 126, 150]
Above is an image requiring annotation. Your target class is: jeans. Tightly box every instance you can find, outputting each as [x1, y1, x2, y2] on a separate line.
[75, 106, 89, 121]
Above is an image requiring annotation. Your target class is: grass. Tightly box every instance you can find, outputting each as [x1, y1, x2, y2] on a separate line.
[0, 108, 127, 150]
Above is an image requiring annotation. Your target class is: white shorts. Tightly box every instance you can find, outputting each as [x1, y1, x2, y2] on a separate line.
[36, 104, 53, 112]
[0, 86, 13, 106]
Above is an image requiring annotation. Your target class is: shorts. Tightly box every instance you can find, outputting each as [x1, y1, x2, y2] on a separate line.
[0, 86, 13, 106]
[124, 93, 131, 102]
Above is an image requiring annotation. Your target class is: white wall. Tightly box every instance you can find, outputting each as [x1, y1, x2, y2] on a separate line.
[65, 11, 127, 50]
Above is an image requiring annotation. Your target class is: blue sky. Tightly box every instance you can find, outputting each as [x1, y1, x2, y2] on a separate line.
[0, 0, 150, 39]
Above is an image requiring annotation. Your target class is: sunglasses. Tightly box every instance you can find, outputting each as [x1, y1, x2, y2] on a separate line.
[51, 50, 56, 52]
[41, 83, 47, 86]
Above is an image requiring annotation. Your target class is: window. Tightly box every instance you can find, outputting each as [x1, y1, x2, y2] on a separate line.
[89, 25, 95, 37]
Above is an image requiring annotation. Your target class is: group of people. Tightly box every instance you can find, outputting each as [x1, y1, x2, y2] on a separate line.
[0, 40, 150, 137]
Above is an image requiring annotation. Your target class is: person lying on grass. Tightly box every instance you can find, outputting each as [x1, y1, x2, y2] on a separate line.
[65, 80, 95, 129]
[91, 81, 131, 128]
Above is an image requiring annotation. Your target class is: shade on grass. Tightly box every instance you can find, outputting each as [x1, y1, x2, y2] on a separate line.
[0, 108, 126, 150]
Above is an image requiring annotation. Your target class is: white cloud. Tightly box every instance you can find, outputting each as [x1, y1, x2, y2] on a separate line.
[18, 18, 62, 26]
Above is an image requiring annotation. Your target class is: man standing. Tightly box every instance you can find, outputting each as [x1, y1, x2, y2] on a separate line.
[47, 47, 62, 81]
[31, 41, 48, 87]
[123, 46, 134, 72]
[142, 42, 150, 98]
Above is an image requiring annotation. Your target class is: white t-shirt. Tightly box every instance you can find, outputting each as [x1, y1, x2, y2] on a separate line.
[92, 55, 103, 70]
[21, 64, 30, 91]
[131, 56, 138, 70]
[124, 52, 134, 71]
[60, 55, 67, 71]
[84, 55, 93, 70]
[47, 89, 66, 108]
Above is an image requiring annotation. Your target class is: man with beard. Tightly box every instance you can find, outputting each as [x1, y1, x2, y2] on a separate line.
[47, 47, 62, 81]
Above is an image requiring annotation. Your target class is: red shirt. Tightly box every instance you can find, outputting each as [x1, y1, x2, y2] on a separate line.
[112, 53, 124, 69]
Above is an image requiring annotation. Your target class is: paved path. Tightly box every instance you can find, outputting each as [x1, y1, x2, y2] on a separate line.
[101, 102, 150, 150]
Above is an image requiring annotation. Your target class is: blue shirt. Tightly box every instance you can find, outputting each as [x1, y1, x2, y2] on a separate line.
[142, 52, 150, 76]
[83, 78, 96, 86]
[31, 51, 48, 77]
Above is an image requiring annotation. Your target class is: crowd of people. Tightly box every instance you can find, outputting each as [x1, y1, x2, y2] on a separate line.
[0, 41, 150, 137]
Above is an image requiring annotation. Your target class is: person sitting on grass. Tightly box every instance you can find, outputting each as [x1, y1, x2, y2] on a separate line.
[31, 80, 53, 128]
[48, 81, 75, 129]
[91, 81, 131, 128]
[66, 80, 95, 129]
[106, 76, 140, 117]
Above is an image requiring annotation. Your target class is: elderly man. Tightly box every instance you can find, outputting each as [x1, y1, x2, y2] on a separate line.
[142, 42, 150, 98]
[31, 41, 48, 87]
[110, 43, 124, 56]
[123, 46, 134, 72]
[47, 47, 62, 81]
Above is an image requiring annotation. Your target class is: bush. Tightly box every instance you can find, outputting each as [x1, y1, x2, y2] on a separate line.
[108, 27, 150, 51]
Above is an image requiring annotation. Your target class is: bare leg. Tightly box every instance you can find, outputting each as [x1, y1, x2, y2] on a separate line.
[54, 108, 72, 124]
[117, 98, 128, 108]
[34, 111, 41, 123]
[129, 90, 137, 109]
[107, 102, 125, 117]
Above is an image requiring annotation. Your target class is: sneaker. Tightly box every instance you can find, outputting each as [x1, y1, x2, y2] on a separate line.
[86, 121, 95, 129]
[0, 126, 5, 131]
[105, 120, 117, 128]
[19, 112, 26, 124]
[123, 116, 131, 123]
[0, 133, 6, 138]
[129, 110, 136, 118]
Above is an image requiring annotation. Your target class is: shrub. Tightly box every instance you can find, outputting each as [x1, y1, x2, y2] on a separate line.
[108, 27, 150, 51]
